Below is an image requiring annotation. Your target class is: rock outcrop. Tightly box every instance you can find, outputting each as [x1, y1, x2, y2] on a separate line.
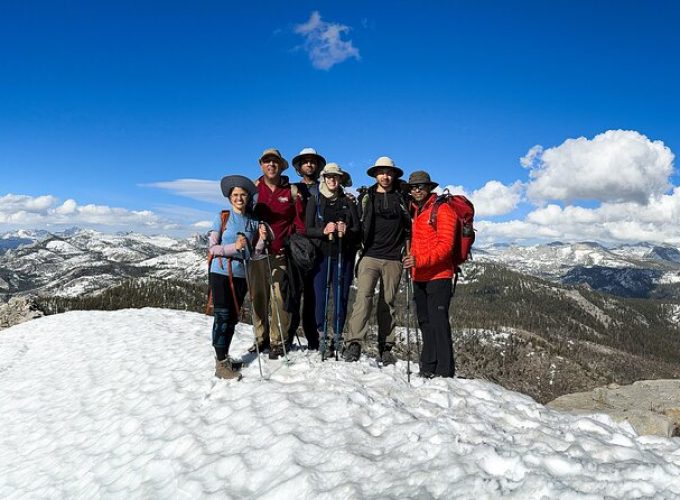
[0, 296, 44, 330]
[548, 380, 680, 437]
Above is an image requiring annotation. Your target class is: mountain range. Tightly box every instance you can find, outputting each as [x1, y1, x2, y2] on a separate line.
[5, 228, 680, 298]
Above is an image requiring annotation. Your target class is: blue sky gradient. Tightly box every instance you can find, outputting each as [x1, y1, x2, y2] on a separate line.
[2, 1, 679, 244]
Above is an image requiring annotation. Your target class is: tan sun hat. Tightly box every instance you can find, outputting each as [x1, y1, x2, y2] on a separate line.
[259, 148, 289, 170]
[320, 162, 352, 187]
[403, 170, 439, 190]
[366, 156, 404, 178]
[292, 147, 327, 174]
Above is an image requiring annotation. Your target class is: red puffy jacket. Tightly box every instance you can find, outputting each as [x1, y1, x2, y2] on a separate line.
[410, 194, 456, 282]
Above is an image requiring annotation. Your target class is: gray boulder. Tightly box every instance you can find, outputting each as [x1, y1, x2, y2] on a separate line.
[0, 296, 44, 330]
[548, 380, 680, 437]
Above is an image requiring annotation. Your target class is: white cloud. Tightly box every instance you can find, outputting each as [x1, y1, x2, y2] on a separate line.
[192, 220, 212, 229]
[0, 193, 170, 232]
[440, 180, 523, 217]
[142, 179, 223, 204]
[524, 130, 675, 204]
[479, 186, 680, 246]
[294, 11, 360, 70]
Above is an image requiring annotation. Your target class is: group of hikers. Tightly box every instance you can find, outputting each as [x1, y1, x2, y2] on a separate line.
[208, 147, 466, 382]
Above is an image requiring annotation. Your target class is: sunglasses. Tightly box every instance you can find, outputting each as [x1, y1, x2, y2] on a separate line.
[410, 183, 429, 191]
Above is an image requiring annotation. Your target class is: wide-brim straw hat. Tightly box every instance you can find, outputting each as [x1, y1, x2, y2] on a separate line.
[320, 162, 352, 187]
[292, 147, 327, 172]
[366, 156, 404, 178]
[220, 175, 258, 198]
[402, 170, 439, 190]
[259, 148, 289, 170]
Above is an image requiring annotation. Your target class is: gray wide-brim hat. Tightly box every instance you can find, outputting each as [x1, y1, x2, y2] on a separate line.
[402, 170, 439, 190]
[220, 175, 258, 198]
[259, 148, 289, 170]
[292, 147, 327, 173]
[366, 156, 404, 178]
[320, 162, 352, 187]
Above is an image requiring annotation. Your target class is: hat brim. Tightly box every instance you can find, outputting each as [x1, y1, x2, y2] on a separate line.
[220, 175, 258, 198]
[292, 153, 327, 171]
[366, 165, 404, 178]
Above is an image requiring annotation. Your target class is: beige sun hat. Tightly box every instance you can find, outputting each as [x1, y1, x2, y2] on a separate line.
[403, 170, 439, 190]
[259, 148, 289, 170]
[366, 156, 404, 178]
[292, 147, 327, 173]
[320, 163, 352, 187]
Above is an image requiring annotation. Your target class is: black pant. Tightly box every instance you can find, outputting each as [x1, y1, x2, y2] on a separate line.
[209, 273, 247, 360]
[288, 270, 318, 349]
[413, 278, 454, 377]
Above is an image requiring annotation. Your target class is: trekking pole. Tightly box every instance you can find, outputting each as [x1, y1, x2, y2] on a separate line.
[334, 225, 344, 361]
[405, 241, 412, 384]
[321, 232, 334, 361]
[239, 240, 263, 379]
[260, 222, 289, 364]
[406, 272, 412, 383]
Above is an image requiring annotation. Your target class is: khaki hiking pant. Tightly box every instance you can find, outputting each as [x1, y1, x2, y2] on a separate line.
[346, 256, 403, 349]
[248, 255, 291, 347]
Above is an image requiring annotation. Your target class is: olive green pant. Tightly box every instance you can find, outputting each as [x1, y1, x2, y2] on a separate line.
[346, 256, 403, 348]
[248, 255, 291, 348]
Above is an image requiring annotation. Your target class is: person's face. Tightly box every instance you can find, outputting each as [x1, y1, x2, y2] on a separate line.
[229, 187, 249, 211]
[375, 168, 395, 189]
[410, 183, 432, 203]
[323, 174, 341, 192]
[299, 156, 318, 177]
[260, 155, 282, 180]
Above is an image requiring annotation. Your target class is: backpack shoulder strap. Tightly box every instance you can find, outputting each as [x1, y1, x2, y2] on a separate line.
[428, 195, 449, 227]
[218, 210, 231, 242]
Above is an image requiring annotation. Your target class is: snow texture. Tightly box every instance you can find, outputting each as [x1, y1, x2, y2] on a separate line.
[1, 309, 680, 498]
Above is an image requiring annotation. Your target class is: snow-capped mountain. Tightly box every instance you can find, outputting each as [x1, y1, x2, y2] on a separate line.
[476, 241, 680, 297]
[4, 228, 680, 300]
[0, 228, 205, 297]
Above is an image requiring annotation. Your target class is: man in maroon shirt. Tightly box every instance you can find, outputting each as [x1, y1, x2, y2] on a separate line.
[249, 148, 306, 359]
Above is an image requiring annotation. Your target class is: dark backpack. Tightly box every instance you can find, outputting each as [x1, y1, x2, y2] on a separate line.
[429, 190, 475, 275]
[287, 233, 316, 274]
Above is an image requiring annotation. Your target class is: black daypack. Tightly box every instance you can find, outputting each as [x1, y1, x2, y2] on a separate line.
[287, 233, 316, 273]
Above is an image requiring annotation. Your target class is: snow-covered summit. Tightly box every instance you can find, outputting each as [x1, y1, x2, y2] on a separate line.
[1, 309, 679, 498]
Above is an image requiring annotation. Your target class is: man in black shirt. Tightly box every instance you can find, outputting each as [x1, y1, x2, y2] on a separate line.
[344, 157, 411, 364]
[288, 147, 326, 350]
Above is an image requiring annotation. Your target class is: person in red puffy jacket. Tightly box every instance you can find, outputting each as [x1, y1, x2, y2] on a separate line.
[402, 171, 457, 378]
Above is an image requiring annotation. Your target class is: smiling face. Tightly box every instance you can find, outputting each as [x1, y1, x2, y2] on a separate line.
[259, 155, 283, 182]
[375, 168, 396, 192]
[323, 173, 341, 193]
[409, 183, 432, 203]
[229, 186, 249, 213]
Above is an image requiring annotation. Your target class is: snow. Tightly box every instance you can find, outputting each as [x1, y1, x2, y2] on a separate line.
[2, 309, 680, 498]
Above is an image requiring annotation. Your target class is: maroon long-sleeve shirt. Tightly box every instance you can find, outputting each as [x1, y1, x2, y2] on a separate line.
[254, 175, 306, 255]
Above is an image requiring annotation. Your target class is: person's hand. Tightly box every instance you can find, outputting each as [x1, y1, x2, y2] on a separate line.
[235, 234, 247, 250]
[258, 224, 268, 241]
[337, 221, 347, 236]
[323, 222, 337, 235]
[402, 255, 415, 269]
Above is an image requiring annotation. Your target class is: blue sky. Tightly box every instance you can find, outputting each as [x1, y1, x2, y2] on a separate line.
[2, 1, 680, 244]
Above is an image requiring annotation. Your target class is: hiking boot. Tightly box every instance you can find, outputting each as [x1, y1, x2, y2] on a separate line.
[418, 370, 435, 379]
[343, 342, 361, 362]
[215, 358, 242, 380]
[381, 349, 397, 366]
[225, 358, 244, 371]
[269, 345, 284, 360]
[248, 340, 269, 353]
